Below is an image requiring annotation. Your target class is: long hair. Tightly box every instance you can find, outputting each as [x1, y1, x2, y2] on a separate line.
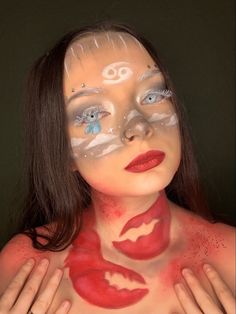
[17, 20, 213, 251]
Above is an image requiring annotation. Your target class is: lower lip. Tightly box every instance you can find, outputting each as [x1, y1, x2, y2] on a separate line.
[125, 153, 165, 173]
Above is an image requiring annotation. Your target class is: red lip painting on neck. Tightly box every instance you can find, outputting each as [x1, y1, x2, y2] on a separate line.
[113, 191, 171, 259]
[65, 228, 148, 309]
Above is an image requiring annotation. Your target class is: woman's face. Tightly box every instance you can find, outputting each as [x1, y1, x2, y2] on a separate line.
[64, 32, 181, 196]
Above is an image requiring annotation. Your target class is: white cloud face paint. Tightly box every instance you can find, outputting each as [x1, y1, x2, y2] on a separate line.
[85, 133, 118, 150]
[126, 110, 142, 123]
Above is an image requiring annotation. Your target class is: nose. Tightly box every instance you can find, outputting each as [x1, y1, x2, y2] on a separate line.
[121, 115, 154, 144]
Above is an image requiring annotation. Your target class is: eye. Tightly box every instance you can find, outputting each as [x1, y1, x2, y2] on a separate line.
[74, 106, 110, 126]
[142, 89, 172, 105]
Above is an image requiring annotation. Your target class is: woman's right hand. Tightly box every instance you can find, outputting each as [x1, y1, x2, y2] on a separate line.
[0, 258, 71, 314]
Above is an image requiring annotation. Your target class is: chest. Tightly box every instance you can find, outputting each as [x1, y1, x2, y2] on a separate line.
[46, 214, 234, 313]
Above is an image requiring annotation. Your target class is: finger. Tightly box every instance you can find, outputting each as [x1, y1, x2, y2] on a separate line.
[13, 258, 49, 312]
[182, 268, 223, 314]
[203, 264, 236, 314]
[54, 300, 71, 314]
[174, 283, 203, 314]
[0, 258, 35, 311]
[30, 268, 63, 314]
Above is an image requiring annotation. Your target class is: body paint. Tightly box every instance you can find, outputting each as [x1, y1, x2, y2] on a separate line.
[158, 211, 228, 292]
[118, 34, 128, 49]
[113, 191, 171, 259]
[70, 133, 122, 158]
[65, 228, 148, 308]
[65, 34, 179, 161]
[70, 104, 178, 159]
[148, 112, 178, 126]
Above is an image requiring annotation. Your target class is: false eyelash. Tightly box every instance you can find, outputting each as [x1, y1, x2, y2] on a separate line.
[154, 89, 172, 97]
[141, 88, 172, 101]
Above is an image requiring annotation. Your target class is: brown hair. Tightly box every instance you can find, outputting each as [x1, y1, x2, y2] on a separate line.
[17, 20, 213, 251]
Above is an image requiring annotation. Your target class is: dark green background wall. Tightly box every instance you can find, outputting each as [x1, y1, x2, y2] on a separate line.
[0, 0, 235, 249]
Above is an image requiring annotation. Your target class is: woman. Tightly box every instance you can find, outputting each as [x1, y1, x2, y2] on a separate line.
[0, 21, 235, 314]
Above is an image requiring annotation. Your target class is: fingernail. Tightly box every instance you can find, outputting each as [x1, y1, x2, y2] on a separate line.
[26, 258, 35, 266]
[203, 263, 211, 272]
[54, 268, 63, 278]
[39, 258, 49, 266]
[182, 268, 193, 276]
[61, 300, 71, 310]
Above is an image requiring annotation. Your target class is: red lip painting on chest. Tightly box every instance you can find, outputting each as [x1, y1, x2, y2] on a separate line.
[65, 229, 148, 309]
[113, 191, 171, 259]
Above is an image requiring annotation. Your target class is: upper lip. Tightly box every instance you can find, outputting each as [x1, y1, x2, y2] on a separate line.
[124, 150, 165, 169]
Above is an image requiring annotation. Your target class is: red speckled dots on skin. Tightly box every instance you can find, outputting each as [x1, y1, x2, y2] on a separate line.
[158, 211, 227, 290]
[91, 192, 126, 221]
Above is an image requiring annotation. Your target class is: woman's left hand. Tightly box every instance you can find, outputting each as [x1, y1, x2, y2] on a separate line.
[174, 263, 236, 314]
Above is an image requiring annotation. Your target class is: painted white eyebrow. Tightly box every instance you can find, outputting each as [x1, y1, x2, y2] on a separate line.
[66, 87, 103, 105]
[66, 68, 162, 105]
[138, 69, 161, 82]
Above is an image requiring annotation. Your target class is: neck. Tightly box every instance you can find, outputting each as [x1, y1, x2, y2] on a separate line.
[88, 189, 171, 261]
[91, 189, 160, 225]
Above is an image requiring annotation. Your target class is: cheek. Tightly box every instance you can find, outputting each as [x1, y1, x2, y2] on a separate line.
[75, 158, 123, 194]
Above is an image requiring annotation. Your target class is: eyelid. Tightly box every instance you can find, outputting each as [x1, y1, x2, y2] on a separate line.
[137, 87, 168, 103]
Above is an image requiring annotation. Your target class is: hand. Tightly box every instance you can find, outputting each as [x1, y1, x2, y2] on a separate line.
[0, 258, 71, 314]
[174, 263, 235, 314]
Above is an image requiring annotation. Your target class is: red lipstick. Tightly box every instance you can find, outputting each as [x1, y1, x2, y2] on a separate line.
[113, 191, 171, 260]
[124, 150, 165, 173]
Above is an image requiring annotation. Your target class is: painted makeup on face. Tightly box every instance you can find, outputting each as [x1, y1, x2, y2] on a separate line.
[64, 32, 179, 161]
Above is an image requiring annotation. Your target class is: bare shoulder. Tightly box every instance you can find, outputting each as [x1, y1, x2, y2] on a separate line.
[0, 231, 52, 293]
[173, 203, 235, 292]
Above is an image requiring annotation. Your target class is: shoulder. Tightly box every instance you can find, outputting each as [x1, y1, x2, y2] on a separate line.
[0, 232, 51, 293]
[173, 203, 235, 292]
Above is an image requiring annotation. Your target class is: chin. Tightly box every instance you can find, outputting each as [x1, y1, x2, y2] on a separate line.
[128, 174, 174, 196]
[90, 172, 175, 197]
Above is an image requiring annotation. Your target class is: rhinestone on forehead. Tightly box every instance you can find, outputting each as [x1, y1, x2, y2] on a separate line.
[81, 83, 86, 88]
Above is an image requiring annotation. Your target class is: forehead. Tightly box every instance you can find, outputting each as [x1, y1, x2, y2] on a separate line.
[64, 32, 156, 91]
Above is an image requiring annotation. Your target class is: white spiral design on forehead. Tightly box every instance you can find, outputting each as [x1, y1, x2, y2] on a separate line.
[102, 62, 133, 85]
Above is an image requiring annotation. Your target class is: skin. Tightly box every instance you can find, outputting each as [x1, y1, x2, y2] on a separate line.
[0, 32, 235, 313]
